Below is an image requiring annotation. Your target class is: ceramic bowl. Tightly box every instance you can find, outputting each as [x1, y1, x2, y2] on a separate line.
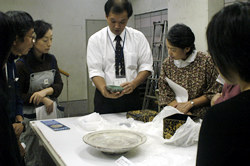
[83, 130, 147, 154]
[106, 85, 124, 92]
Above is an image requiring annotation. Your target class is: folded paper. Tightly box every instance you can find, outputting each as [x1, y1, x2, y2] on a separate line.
[35, 102, 57, 120]
[165, 77, 188, 103]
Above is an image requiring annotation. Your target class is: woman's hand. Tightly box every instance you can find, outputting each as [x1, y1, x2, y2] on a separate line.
[29, 91, 47, 105]
[42, 97, 54, 115]
[211, 93, 221, 106]
[174, 101, 193, 114]
[120, 82, 135, 94]
[29, 87, 54, 105]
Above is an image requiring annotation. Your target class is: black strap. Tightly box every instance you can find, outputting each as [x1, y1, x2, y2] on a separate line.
[24, 113, 36, 119]
[17, 58, 33, 74]
[50, 54, 56, 69]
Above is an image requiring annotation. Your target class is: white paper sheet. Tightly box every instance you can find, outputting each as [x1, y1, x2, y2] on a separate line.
[36, 102, 57, 120]
[32, 114, 198, 166]
[165, 77, 189, 102]
[77, 112, 103, 131]
[94, 106, 201, 147]
[216, 74, 225, 85]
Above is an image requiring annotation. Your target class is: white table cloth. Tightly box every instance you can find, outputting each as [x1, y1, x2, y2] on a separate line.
[30, 113, 197, 166]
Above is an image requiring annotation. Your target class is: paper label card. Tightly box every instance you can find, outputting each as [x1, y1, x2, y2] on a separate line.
[114, 78, 126, 86]
[115, 156, 136, 166]
[41, 120, 70, 131]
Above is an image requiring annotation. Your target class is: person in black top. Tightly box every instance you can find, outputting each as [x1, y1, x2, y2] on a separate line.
[0, 11, 23, 166]
[16, 20, 62, 166]
[196, 2, 250, 165]
[5, 11, 35, 161]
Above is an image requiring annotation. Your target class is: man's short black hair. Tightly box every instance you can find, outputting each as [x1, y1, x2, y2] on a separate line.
[105, 0, 133, 18]
[6, 11, 34, 42]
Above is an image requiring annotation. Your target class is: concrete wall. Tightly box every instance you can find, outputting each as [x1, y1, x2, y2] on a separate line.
[132, 0, 168, 14]
[168, 0, 224, 52]
[0, 0, 108, 116]
[0, 0, 108, 104]
[0, 0, 226, 116]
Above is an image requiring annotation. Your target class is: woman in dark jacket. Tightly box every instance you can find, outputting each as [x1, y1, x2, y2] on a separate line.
[16, 20, 63, 166]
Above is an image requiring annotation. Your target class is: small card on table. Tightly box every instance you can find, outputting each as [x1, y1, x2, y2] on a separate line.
[41, 120, 70, 131]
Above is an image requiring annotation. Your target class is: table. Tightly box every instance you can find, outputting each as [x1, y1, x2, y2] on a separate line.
[30, 113, 197, 166]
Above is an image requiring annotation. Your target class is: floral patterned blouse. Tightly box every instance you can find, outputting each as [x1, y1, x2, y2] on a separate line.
[158, 51, 222, 118]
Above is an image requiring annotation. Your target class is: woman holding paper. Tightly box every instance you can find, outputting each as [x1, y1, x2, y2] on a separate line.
[158, 24, 221, 118]
[16, 20, 63, 165]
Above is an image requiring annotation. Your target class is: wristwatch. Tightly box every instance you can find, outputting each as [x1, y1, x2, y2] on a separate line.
[190, 100, 194, 107]
[17, 121, 26, 132]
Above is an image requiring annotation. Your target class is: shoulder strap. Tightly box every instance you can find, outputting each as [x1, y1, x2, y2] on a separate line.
[50, 54, 56, 69]
[17, 58, 33, 74]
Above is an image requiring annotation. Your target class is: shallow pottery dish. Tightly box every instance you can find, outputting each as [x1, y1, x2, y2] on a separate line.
[106, 85, 124, 92]
[83, 130, 147, 154]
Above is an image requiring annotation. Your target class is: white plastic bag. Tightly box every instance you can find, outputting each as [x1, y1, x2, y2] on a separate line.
[163, 116, 201, 147]
[152, 106, 201, 147]
[77, 112, 103, 131]
[35, 102, 57, 120]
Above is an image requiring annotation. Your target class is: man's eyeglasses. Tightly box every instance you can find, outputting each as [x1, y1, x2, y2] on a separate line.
[26, 32, 36, 43]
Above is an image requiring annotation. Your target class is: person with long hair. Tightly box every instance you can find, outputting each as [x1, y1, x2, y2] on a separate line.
[197, 2, 250, 165]
[0, 11, 23, 166]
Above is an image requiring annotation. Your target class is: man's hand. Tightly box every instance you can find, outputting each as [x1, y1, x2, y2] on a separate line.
[102, 85, 125, 99]
[120, 82, 135, 94]
[13, 123, 24, 136]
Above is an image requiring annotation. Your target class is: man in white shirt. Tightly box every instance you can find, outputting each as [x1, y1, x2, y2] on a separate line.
[87, 0, 153, 114]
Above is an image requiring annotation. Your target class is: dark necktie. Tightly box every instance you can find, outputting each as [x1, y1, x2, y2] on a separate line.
[115, 35, 125, 77]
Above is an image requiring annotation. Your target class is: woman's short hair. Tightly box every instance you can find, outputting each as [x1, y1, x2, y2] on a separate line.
[105, 0, 133, 18]
[0, 12, 15, 69]
[5, 11, 34, 42]
[34, 20, 52, 40]
[166, 23, 196, 55]
[207, 2, 250, 82]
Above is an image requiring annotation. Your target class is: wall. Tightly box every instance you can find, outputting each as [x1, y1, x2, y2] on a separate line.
[0, 0, 107, 104]
[0, 0, 229, 115]
[225, 0, 249, 6]
[168, 0, 224, 52]
[132, 0, 168, 14]
[0, 0, 109, 116]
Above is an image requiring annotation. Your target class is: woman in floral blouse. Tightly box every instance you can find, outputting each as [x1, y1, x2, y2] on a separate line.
[158, 23, 222, 118]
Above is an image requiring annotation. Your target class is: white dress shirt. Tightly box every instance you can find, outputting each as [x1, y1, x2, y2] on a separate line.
[87, 26, 153, 85]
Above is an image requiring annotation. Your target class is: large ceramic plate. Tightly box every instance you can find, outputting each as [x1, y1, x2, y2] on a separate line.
[83, 130, 147, 154]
